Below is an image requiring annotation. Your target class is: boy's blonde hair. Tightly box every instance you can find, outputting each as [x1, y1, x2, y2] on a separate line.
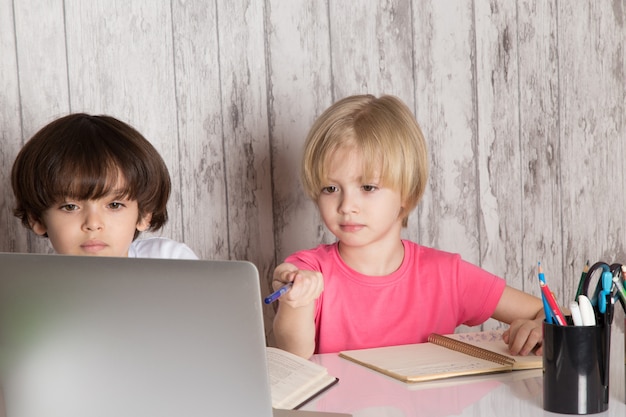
[301, 94, 429, 227]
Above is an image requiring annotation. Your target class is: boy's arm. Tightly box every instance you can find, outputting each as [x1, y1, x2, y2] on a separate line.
[272, 263, 324, 359]
[492, 286, 545, 356]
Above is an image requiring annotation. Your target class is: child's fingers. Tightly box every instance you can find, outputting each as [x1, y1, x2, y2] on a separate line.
[501, 328, 511, 344]
[272, 276, 292, 290]
[272, 269, 302, 291]
[506, 320, 542, 356]
[281, 270, 323, 307]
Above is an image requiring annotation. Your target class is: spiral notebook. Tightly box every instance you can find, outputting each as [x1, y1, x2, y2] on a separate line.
[338, 330, 542, 383]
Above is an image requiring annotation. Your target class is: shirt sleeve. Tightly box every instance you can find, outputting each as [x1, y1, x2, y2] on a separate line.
[284, 246, 326, 272]
[456, 258, 506, 326]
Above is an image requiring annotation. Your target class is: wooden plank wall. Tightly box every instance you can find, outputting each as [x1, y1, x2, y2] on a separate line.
[1, 1, 625, 342]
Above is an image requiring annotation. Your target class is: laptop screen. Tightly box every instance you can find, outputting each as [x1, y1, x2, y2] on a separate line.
[0, 253, 273, 417]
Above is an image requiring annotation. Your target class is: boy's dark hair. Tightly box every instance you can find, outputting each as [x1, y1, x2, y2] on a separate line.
[11, 113, 171, 237]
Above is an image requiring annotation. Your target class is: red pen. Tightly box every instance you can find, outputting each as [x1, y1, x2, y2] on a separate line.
[539, 281, 568, 326]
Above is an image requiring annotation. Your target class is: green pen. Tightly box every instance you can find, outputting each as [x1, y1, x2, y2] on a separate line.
[574, 260, 590, 300]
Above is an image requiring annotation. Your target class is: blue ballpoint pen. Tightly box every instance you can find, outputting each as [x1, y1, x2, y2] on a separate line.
[537, 262, 553, 324]
[264, 282, 293, 304]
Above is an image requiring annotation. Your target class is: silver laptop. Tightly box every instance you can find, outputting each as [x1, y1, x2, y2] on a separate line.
[0, 253, 274, 417]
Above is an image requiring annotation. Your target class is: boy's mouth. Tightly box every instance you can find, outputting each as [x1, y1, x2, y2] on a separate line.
[81, 240, 108, 253]
[340, 223, 364, 232]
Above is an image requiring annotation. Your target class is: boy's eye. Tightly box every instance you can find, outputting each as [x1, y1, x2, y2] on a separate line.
[108, 202, 125, 209]
[362, 185, 378, 192]
[60, 204, 79, 212]
[321, 186, 338, 194]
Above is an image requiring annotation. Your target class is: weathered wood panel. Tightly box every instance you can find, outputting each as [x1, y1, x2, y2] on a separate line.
[171, 0, 229, 260]
[473, 1, 523, 330]
[215, 0, 276, 336]
[413, 2, 480, 261]
[517, 0, 562, 300]
[2, 0, 626, 340]
[558, 2, 626, 301]
[0, 0, 25, 253]
[266, 0, 333, 264]
[12, 0, 70, 254]
[328, 0, 414, 101]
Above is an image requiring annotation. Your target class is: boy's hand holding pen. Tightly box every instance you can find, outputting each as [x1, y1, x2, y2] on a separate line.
[265, 282, 294, 304]
[267, 263, 324, 307]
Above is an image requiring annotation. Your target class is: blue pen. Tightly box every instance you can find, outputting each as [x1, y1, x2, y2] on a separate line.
[264, 282, 293, 304]
[538, 262, 553, 324]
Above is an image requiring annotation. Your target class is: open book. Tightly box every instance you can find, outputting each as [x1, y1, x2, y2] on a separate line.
[338, 330, 542, 383]
[267, 347, 339, 410]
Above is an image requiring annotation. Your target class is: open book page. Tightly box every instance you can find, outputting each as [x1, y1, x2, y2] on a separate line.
[267, 347, 338, 410]
[443, 330, 542, 370]
[339, 343, 513, 383]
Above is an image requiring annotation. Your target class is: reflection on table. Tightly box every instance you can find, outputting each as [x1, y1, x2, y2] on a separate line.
[301, 322, 626, 417]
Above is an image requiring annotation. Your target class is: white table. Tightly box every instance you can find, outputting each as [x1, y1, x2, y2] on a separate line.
[301, 323, 626, 417]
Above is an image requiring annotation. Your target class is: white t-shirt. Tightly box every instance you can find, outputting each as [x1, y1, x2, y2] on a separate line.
[128, 237, 198, 260]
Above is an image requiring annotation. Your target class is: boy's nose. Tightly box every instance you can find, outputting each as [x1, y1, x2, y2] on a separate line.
[82, 210, 104, 231]
[338, 193, 359, 214]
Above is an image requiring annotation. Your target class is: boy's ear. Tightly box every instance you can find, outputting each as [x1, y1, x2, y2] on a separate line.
[136, 213, 152, 232]
[29, 217, 48, 236]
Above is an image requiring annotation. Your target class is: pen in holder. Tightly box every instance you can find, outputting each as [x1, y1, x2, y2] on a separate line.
[543, 317, 610, 414]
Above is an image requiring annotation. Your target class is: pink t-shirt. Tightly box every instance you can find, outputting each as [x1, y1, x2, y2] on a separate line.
[285, 240, 506, 354]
